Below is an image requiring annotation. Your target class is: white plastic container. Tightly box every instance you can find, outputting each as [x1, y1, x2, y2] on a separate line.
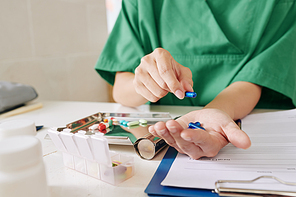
[48, 129, 135, 185]
[0, 136, 49, 197]
[0, 119, 36, 140]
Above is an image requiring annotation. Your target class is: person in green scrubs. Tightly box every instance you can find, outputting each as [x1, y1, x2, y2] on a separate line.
[95, 0, 296, 159]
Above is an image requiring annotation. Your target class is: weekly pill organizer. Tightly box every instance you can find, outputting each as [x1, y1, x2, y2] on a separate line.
[48, 112, 171, 185]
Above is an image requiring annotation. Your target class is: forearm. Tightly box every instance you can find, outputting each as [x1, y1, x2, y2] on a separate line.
[113, 72, 148, 107]
[204, 81, 262, 120]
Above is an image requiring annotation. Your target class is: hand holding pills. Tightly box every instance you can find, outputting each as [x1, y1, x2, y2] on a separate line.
[133, 48, 194, 102]
[148, 108, 251, 160]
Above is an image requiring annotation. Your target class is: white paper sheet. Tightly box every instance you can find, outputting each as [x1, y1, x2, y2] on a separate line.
[161, 109, 296, 192]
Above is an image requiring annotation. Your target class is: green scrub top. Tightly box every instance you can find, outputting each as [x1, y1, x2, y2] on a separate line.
[95, 0, 296, 109]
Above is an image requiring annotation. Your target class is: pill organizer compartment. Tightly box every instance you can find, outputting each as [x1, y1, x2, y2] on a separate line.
[47, 129, 134, 185]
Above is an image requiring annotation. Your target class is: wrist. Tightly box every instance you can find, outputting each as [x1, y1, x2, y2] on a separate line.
[203, 81, 262, 120]
[203, 104, 235, 120]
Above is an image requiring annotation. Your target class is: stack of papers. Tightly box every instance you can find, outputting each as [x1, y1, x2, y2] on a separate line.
[146, 109, 296, 196]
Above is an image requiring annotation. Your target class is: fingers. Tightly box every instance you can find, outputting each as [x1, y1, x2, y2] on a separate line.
[223, 122, 251, 149]
[139, 54, 170, 92]
[149, 109, 252, 160]
[149, 120, 207, 159]
[181, 79, 194, 93]
[180, 128, 224, 158]
[154, 49, 194, 99]
[149, 121, 183, 153]
[179, 66, 194, 92]
[154, 54, 184, 99]
[166, 120, 205, 159]
[134, 48, 193, 101]
[133, 69, 168, 102]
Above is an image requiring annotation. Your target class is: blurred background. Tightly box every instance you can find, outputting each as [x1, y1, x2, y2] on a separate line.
[0, 0, 122, 102]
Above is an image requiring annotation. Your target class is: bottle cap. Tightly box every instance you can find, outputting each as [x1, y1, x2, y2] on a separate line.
[0, 119, 36, 139]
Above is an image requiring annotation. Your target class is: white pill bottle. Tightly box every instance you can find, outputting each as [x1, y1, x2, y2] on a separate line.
[0, 136, 49, 197]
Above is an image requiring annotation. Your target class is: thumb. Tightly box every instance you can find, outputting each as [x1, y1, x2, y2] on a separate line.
[223, 122, 251, 149]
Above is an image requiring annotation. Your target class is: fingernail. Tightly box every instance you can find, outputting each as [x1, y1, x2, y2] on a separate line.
[168, 126, 177, 133]
[181, 134, 191, 141]
[175, 90, 184, 99]
[159, 129, 166, 135]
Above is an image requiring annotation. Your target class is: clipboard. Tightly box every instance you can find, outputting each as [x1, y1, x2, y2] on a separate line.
[215, 176, 296, 196]
[145, 147, 217, 197]
[145, 147, 296, 197]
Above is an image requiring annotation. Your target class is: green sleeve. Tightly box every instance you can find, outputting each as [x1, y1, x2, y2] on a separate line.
[94, 0, 145, 85]
[232, 1, 296, 109]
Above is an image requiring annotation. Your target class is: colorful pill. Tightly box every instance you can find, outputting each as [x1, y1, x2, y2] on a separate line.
[108, 119, 113, 127]
[98, 122, 106, 130]
[103, 122, 109, 128]
[119, 120, 128, 126]
[127, 121, 139, 127]
[99, 129, 107, 134]
[185, 91, 197, 98]
[112, 160, 122, 167]
[112, 118, 119, 125]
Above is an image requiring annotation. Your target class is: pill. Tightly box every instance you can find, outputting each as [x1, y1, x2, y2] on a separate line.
[103, 122, 109, 128]
[99, 129, 107, 134]
[108, 119, 113, 127]
[139, 119, 147, 124]
[119, 120, 126, 124]
[112, 118, 119, 125]
[120, 120, 128, 127]
[89, 124, 99, 130]
[112, 160, 122, 167]
[188, 122, 205, 130]
[98, 123, 106, 130]
[194, 122, 201, 126]
[185, 91, 197, 98]
[127, 121, 139, 127]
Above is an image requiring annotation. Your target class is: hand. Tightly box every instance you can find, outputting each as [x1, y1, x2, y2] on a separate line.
[133, 48, 193, 102]
[149, 108, 251, 159]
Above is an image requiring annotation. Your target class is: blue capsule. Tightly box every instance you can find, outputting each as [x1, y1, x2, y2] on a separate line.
[185, 91, 197, 98]
[188, 122, 205, 130]
[119, 120, 128, 127]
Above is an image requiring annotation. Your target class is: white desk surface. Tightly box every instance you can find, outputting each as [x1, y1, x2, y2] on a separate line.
[0, 101, 205, 197]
